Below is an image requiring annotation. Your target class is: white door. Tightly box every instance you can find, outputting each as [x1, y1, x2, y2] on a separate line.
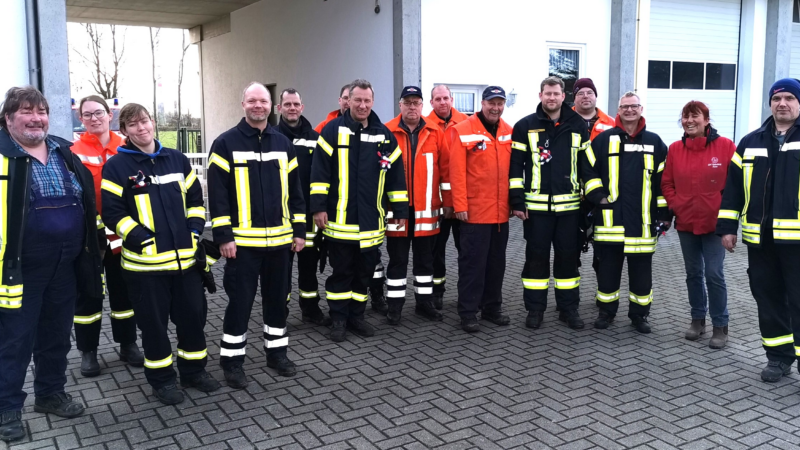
[646, 0, 741, 145]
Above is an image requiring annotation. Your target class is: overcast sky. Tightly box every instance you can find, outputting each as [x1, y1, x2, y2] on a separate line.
[67, 23, 201, 118]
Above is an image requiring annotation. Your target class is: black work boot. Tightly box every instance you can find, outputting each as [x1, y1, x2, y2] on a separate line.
[432, 292, 444, 310]
[761, 360, 792, 382]
[481, 310, 510, 326]
[347, 317, 375, 337]
[267, 355, 297, 377]
[630, 315, 652, 334]
[415, 300, 443, 321]
[461, 316, 480, 333]
[152, 384, 184, 405]
[685, 319, 706, 341]
[386, 299, 403, 325]
[223, 365, 248, 389]
[330, 320, 347, 342]
[80, 350, 101, 377]
[180, 370, 221, 392]
[0, 411, 24, 442]
[525, 311, 544, 329]
[300, 298, 332, 326]
[34, 392, 84, 418]
[119, 342, 144, 367]
[558, 310, 585, 329]
[370, 287, 388, 315]
[594, 311, 614, 329]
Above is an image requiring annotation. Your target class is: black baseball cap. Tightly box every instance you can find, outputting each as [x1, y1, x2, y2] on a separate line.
[400, 86, 423, 99]
[482, 86, 506, 100]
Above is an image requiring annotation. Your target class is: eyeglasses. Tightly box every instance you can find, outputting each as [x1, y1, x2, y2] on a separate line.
[618, 104, 641, 111]
[401, 100, 423, 107]
[81, 110, 107, 120]
[575, 91, 596, 98]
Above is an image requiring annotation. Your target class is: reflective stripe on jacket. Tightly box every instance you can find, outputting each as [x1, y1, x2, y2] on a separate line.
[583, 117, 669, 254]
[448, 114, 513, 224]
[310, 110, 409, 249]
[510, 103, 590, 215]
[716, 116, 800, 246]
[384, 114, 448, 237]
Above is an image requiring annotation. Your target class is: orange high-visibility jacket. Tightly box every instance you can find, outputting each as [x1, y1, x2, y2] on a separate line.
[426, 107, 469, 133]
[314, 109, 342, 133]
[384, 115, 449, 237]
[427, 107, 469, 206]
[573, 106, 615, 141]
[448, 114, 513, 224]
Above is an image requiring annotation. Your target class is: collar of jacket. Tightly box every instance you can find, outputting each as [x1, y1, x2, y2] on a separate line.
[236, 117, 278, 138]
[0, 128, 74, 158]
[342, 109, 383, 131]
[79, 130, 122, 152]
[386, 114, 435, 135]
[755, 114, 800, 135]
[117, 139, 165, 160]
[681, 125, 720, 148]
[536, 102, 581, 126]
[278, 115, 313, 139]
[614, 115, 647, 138]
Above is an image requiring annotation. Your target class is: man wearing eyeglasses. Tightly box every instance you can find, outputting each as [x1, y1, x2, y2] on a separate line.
[71, 96, 144, 378]
[383, 86, 448, 325]
[582, 92, 670, 334]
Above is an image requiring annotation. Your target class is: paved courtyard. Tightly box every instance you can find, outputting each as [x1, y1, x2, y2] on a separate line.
[6, 220, 800, 450]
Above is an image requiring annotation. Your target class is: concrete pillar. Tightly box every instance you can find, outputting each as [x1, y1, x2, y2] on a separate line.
[393, 0, 421, 116]
[735, 0, 767, 142]
[37, 0, 72, 140]
[607, 0, 638, 112]
[761, 0, 793, 121]
[0, 0, 30, 98]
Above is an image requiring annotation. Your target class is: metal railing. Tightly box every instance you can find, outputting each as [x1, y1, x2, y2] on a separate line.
[177, 128, 202, 153]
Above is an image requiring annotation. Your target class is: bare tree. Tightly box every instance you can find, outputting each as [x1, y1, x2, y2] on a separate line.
[149, 27, 160, 139]
[177, 31, 191, 130]
[72, 24, 126, 98]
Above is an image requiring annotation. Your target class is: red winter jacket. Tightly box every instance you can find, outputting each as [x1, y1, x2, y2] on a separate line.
[661, 127, 736, 235]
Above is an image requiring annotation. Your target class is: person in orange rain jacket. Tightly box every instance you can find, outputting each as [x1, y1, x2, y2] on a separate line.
[313, 83, 352, 133]
[384, 86, 449, 325]
[448, 86, 513, 334]
[426, 84, 469, 308]
[71, 95, 143, 378]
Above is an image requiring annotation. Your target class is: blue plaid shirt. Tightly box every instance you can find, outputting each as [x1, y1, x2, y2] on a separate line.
[14, 137, 84, 208]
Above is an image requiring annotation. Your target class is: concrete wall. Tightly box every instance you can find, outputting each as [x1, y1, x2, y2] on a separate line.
[420, 0, 612, 126]
[200, 0, 394, 150]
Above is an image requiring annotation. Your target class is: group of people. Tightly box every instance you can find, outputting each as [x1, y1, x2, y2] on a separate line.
[1, 74, 799, 443]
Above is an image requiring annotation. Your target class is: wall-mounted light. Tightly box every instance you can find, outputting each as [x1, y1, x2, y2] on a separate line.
[507, 89, 517, 108]
[374, 0, 380, 13]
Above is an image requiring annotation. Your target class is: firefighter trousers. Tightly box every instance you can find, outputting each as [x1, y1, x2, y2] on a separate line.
[220, 247, 290, 370]
[123, 269, 208, 389]
[386, 231, 436, 308]
[521, 214, 581, 313]
[457, 222, 508, 318]
[594, 244, 653, 318]
[747, 231, 800, 364]
[74, 251, 138, 352]
[433, 218, 461, 296]
[371, 246, 385, 292]
[326, 241, 379, 321]
[290, 246, 321, 310]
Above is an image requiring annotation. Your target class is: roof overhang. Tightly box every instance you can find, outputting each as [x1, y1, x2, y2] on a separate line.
[66, 0, 260, 29]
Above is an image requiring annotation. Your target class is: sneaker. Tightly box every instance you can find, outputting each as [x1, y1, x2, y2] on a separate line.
[152, 384, 184, 405]
[180, 371, 221, 392]
[33, 392, 84, 418]
[481, 310, 510, 326]
[525, 311, 544, 329]
[631, 316, 651, 334]
[415, 301, 443, 321]
[330, 320, 347, 342]
[301, 305, 333, 326]
[461, 316, 480, 333]
[558, 310, 585, 329]
[432, 293, 444, 310]
[346, 318, 375, 337]
[267, 356, 297, 377]
[0, 411, 24, 442]
[685, 319, 706, 341]
[119, 342, 145, 367]
[370, 288, 388, 315]
[80, 350, 101, 377]
[223, 365, 248, 389]
[594, 311, 614, 329]
[761, 360, 792, 382]
[709, 326, 728, 349]
[386, 301, 402, 326]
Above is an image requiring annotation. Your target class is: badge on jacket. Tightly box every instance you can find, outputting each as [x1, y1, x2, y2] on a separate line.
[472, 141, 487, 152]
[538, 146, 552, 164]
[129, 170, 149, 189]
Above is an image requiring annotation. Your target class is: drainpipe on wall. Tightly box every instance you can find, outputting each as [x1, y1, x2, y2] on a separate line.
[25, 0, 42, 89]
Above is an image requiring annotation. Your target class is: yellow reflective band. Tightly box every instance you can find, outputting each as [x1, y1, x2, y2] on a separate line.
[235, 165, 251, 228]
[553, 193, 581, 202]
[387, 191, 409, 202]
[762, 334, 794, 347]
[512, 141, 527, 151]
[96, 214, 104, 230]
[629, 290, 653, 305]
[730, 152, 742, 168]
[434, 277, 446, 284]
[510, 178, 524, 189]
[299, 290, 318, 298]
[177, 348, 208, 360]
[144, 354, 173, 369]
[336, 147, 349, 223]
[796, 346, 800, 357]
[657, 161, 665, 173]
[585, 178, 602, 194]
[774, 230, 800, 240]
[388, 147, 403, 163]
[74, 313, 102, 324]
[522, 278, 549, 290]
[657, 196, 667, 208]
[525, 193, 549, 202]
[773, 219, 800, 229]
[318, 136, 334, 156]
[310, 182, 330, 195]
[642, 154, 653, 229]
[293, 213, 306, 223]
[526, 203, 550, 211]
[553, 203, 580, 212]
[208, 153, 231, 172]
[554, 277, 580, 289]
[352, 292, 368, 302]
[742, 165, 753, 217]
[101, 179, 124, 197]
[234, 236, 294, 247]
[288, 157, 298, 173]
[326, 291, 352, 300]
[718, 210, 739, 220]
[279, 158, 290, 223]
[185, 170, 198, 190]
[110, 309, 134, 320]
[338, 127, 353, 146]
[596, 290, 620, 302]
[187, 206, 205, 220]
[116, 216, 138, 239]
[212, 216, 231, 228]
[528, 132, 540, 191]
[570, 136, 580, 192]
[134, 194, 156, 232]
[585, 145, 597, 166]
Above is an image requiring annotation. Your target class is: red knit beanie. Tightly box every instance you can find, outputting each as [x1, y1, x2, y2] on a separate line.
[573, 78, 597, 97]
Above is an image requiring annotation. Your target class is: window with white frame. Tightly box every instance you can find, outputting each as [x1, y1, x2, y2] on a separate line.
[547, 42, 586, 105]
[445, 84, 485, 115]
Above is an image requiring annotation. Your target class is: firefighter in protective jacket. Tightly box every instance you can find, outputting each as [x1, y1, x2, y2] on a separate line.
[582, 92, 670, 334]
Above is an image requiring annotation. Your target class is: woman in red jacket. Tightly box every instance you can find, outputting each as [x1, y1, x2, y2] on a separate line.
[662, 101, 736, 349]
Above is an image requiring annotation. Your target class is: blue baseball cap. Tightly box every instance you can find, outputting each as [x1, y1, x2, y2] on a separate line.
[482, 86, 506, 100]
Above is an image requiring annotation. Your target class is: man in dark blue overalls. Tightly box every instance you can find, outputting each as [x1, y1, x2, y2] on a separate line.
[0, 86, 104, 442]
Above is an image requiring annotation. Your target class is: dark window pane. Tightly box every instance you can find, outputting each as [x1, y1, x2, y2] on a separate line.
[705, 63, 737, 90]
[648, 61, 671, 89]
[794, 0, 799, 23]
[550, 49, 579, 104]
[672, 62, 704, 89]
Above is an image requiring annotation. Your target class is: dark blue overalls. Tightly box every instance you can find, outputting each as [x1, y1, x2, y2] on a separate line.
[0, 154, 85, 413]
